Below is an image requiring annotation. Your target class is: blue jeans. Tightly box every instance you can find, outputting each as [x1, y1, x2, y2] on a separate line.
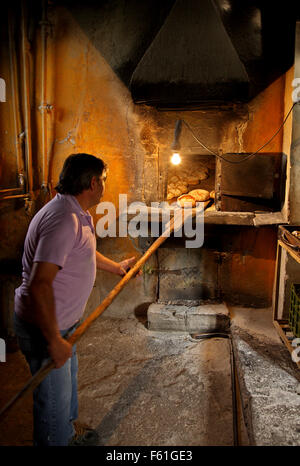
[14, 313, 78, 446]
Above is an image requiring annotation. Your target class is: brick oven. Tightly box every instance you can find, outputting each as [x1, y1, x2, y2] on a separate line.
[131, 125, 289, 309]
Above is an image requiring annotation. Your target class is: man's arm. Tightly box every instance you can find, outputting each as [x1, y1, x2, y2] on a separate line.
[96, 251, 137, 276]
[28, 262, 72, 368]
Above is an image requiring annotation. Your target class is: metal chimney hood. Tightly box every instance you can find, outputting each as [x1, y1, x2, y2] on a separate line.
[129, 0, 296, 108]
[129, 0, 250, 107]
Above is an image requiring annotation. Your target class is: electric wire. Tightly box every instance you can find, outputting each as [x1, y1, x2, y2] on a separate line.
[182, 101, 298, 164]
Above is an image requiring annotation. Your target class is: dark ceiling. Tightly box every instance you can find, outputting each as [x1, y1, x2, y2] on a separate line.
[61, 0, 299, 108]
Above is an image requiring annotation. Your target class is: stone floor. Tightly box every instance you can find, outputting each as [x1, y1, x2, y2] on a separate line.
[0, 305, 299, 446]
[229, 306, 300, 446]
[76, 316, 236, 446]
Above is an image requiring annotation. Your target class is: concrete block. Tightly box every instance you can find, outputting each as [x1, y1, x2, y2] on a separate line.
[187, 304, 230, 333]
[147, 303, 187, 331]
[147, 302, 230, 333]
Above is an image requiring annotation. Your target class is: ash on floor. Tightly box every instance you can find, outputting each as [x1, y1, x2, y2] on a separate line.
[76, 316, 235, 446]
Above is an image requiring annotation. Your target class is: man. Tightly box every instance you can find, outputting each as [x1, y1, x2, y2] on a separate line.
[14, 153, 137, 446]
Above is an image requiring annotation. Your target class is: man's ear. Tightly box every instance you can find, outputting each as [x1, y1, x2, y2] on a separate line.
[90, 175, 97, 191]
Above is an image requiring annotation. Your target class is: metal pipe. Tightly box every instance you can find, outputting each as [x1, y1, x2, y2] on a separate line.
[46, 34, 56, 200]
[0, 194, 30, 201]
[40, 0, 49, 193]
[0, 188, 23, 193]
[21, 0, 33, 197]
[8, 9, 26, 188]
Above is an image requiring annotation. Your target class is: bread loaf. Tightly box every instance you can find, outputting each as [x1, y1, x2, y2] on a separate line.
[187, 189, 210, 202]
[177, 194, 196, 208]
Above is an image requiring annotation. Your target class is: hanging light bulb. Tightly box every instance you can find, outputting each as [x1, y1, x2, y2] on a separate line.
[170, 119, 182, 165]
[171, 152, 181, 165]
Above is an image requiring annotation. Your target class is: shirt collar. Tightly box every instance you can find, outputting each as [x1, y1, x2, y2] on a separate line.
[57, 193, 92, 218]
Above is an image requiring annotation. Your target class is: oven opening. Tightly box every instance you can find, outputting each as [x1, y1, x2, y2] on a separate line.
[165, 151, 286, 215]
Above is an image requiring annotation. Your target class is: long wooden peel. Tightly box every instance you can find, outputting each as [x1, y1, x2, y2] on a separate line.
[0, 205, 205, 420]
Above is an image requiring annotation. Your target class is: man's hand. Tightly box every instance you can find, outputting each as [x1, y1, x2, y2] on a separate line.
[48, 335, 73, 369]
[96, 252, 142, 277]
[118, 256, 142, 277]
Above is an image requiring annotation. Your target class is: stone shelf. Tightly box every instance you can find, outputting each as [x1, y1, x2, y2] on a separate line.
[205, 210, 286, 226]
[124, 207, 286, 226]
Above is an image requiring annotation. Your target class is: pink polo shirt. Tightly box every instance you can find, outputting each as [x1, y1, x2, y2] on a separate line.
[14, 194, 96, 330]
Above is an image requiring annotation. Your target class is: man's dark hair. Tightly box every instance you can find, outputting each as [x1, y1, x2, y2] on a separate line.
[55, 153, 107, 195]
